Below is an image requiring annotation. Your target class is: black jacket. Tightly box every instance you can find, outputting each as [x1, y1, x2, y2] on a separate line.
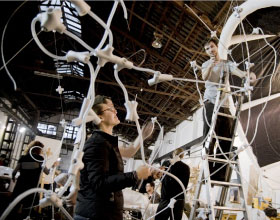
[161, 160, 190, 200]
[75, 130, 137, 220]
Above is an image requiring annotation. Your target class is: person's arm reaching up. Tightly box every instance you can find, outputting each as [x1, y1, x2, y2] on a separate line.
[119, 121, 154, 158]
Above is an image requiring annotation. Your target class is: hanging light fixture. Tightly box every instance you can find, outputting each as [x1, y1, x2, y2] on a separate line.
[152, 32, 163, 49]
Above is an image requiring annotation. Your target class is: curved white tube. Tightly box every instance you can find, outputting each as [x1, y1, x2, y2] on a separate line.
[0, 188, 72, 220]
[0, 188, 48, 220]
[114, 69, 129, 103]
[59, 63, 99, 198]
[69, 0, 91, 16]
[88, 3, 116, 50]
[135, 119, 188, 202]
[113, 67, 188, 201]
[119, 0, 128, 20]
[230, 34, 275, 47]
[64, 30, 95, 52]
[132, 65, 158, 75]
[219, 0, 280, 59]
[31, 17, 66, 61]
[29, 146, 46, 163]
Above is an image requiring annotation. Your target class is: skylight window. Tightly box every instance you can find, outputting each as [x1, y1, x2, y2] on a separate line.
[63, 91, 84, 101]
[64, 125, 79, 139]
[39, 0, 81, 36]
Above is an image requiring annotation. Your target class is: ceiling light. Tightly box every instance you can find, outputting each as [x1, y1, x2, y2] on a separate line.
[152, 32, 163, 49]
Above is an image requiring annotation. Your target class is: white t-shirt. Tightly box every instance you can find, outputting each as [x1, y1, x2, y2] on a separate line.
[202, 60, 237, 105]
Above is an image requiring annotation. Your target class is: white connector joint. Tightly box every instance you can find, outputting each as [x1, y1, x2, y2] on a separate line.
[72, 98, 101, 127]
[66, 51, 90, 64]
[124, 101, 139, 122]
[148, 72, 173, 86]
[94, 45, 133, 70]
[68, 151, 84, 176]
[38, 8, 66, 33]
[39, 191, 63, 208]
[245, 61, 254, 71]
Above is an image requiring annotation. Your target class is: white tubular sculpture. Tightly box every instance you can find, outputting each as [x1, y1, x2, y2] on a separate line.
[1, 0, 193, 219]
[229, 34, 275, 47]
[218, 0, 280, 60]
[148, 71, 173, 86]
[68, 0, 91, 16]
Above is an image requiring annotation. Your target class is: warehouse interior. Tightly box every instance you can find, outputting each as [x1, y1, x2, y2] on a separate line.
[0, 0, 280, 219]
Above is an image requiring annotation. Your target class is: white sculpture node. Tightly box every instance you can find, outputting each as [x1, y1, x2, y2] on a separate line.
[56, 85, 64, 95]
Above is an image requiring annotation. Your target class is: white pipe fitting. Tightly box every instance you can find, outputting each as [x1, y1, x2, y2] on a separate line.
[39, 191, 63, 208]
[68, 151, 84, 176]
[38, 8, 66, 33]
[94, 45, 133, 69]
[148, 72, 173, 86]
[66, 51, 90, 64]
[72, 98, 101, 127]
[124, 100, 139, 121]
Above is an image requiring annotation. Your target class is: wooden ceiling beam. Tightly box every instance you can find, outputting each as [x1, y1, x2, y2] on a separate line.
[128, 1, 136, 28]
[139, 1, 154, 39]
[111, 26, 198, 99]
[172, 1, 217, 33]
[19, 66, 189, 99]
[126, 8, 207, 56]
[101, 72, 186, 120]
[161, 6, 185, 56]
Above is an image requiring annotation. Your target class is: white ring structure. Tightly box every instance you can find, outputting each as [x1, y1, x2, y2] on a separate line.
[218, 0, 280, 59]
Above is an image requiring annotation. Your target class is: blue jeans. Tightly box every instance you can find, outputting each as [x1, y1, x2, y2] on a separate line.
[74, 214, 90, 220]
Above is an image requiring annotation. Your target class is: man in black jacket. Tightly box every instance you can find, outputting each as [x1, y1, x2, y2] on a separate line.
[74, 95, 152, 220]
[155, 148, 190, 220]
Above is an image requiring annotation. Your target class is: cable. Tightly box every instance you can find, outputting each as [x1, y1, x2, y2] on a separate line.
[1, 0, 28, 90]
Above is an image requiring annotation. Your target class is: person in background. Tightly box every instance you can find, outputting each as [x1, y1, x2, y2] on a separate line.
[10, 140, 58, 218]
[0, 154, 9, 166]
[155, 148, 190, 220]
[133, 166, 163, 193]
[145, 181, 160, 204]
[74, 95, 153, 220]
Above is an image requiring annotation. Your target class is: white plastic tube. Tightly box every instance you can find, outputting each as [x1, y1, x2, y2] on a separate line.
[64, 29, 95, 52]
[0, 188, 72, 220]
[132, 65, 158, 75]
[173, 77, 243, 90]
[134, 119, 188, 202]
[114, 69, 129, 103]
[0, 188, 47, 220]
[219, 0, 280, 59]
[31, 17, 66, 61]
[113, 68, 188, 201]
[88, 8, 115, 50]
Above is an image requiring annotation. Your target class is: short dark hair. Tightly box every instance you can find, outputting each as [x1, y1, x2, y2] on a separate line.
[146, 181, 155, 188]
[173, 147, 184, 159]
[92, 95, 111, 115]
[204, 38, 218, 48]
[24, 140, 44, 155]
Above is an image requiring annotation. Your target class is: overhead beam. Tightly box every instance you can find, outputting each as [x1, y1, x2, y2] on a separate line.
[172, 1, 217, 33]
[111, 26, 199, 100]
[19, 66, 189, 99]
[127, 8, 207, 56]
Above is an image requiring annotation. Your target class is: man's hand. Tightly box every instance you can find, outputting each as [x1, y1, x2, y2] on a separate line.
[65, 187, 78, 206]
[136, 165, 151, 180]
